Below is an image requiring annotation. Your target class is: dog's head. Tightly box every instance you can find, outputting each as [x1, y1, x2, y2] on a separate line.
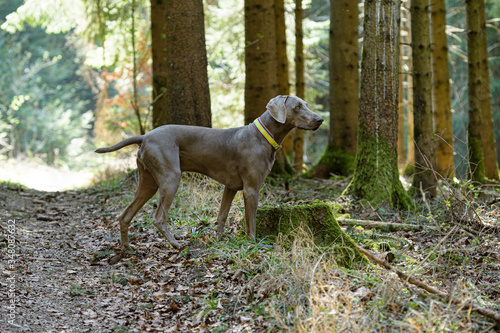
[266, 95, 323, 130]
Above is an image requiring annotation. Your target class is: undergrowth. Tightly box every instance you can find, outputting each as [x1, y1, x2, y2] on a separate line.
[92, 170, 499, 332]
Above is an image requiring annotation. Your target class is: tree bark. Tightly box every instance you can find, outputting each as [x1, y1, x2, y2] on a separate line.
[411, 0, 436, 196]
[401, 5, 415, 174]
[478, 1, 499, 181]
[350, 0, 412, 209]
[275, 0, 289, 96]
[244, 0, 278, 125]
[431, 0, 454, 178]
[293, 0, 305, 172]
[273, 0, 294, 175]
[164, 0, 211, 127]
[398, 59, 406, 168]
[312, 0, 359, 178]
[151, 0, 167, 128]
[329, 0, 359, 157]
[465, 0, 486, 182]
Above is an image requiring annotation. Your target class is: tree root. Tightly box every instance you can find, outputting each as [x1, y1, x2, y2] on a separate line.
[338, 218, 438, 231]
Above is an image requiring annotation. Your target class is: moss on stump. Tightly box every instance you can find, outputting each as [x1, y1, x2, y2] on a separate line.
[255, 200, 367, 267]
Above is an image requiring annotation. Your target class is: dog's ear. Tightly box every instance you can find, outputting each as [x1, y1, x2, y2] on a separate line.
[266, 95, 287, 124]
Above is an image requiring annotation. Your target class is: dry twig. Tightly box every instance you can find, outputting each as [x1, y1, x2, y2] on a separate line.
[356, 245, 500, 326]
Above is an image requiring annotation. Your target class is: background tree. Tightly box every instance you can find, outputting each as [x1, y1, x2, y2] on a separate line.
[478, 1, 499, 181]
[313, 0, 359, 178]
[272, 0, 295, 175]
[294, 0, 305, 172]
[398, 3, 415, 174]
[350, 0, 412, 209]
[164, 0, 211, 126]
[412, 0, 436, 196]
[466, 0, 486, 182]
[244, 0, 278, 124]
[151, 0, 167, 128]
[431, 0, 454, 178]
[275, 0, 289, 97]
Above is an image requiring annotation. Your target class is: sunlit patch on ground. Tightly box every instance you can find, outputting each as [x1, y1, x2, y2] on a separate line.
[0, 159, 94, 191]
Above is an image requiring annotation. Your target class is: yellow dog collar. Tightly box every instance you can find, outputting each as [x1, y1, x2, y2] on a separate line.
[252, 117, 282, 151]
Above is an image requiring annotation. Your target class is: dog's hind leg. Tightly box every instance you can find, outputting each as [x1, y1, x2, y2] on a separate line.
[118, 159, 158, 251]
[216, 187, 237, 239]
[153, 169, 183, 249]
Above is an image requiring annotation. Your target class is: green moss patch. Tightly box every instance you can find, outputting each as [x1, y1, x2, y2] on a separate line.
[349, 125, 413, 209]
[255, 200, 367, 267]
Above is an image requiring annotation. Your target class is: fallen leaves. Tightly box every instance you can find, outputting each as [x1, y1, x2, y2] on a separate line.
[1, 176, 499, 332]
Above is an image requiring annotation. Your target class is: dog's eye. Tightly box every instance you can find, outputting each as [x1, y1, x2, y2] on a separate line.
[295, 104, 301, 110]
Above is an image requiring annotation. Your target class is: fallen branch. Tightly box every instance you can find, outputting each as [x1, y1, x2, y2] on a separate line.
[356, 245, 500, 326]
[338, 218, 438, 231]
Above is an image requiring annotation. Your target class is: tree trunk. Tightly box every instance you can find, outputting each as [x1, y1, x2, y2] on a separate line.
[164, 0, 211, 127]
[398, 59, 406, 168]
[401, 4, 415, 175]
[275, 0, 289, 96]
[478, 2, 499, 181]
[350, 0, 412, 209]
[244, 0, 278, 125]
[312, 0, 359, 178]
[151, 0, 167, 128]
[273, 0, 295, 175]
[431, 0, 454, 178]
[411, 0, 436, 197]
[329, 0, 359, 158]
[293, 0, 305, 172]
[465, 0, 486, 182]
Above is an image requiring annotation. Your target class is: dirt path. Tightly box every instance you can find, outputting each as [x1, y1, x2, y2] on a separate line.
[0, 182, 273, 332]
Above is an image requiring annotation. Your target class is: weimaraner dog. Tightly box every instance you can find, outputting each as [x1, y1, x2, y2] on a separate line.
[96, 95, 323, 250]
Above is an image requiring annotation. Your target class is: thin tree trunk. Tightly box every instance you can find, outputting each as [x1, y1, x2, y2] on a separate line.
[294, 0, 304, 172]
[245, 0, 278, 124]
[350, 0, 412, 209]
[402, 3, 415, 172]
[478, 2, 499, 181]
[412, 0, 436, 196]
[431, 0, 454, 178]
[131, 0, 145, 135]
[151, 0, 167, 128]
[398, 59, 406, 168]
[465, 0, 486, 182]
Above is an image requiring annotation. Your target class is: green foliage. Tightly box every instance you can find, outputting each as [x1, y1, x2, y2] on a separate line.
[0, 22, 94, 165]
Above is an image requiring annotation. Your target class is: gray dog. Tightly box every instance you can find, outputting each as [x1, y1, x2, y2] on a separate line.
[96, 95, 323, 250]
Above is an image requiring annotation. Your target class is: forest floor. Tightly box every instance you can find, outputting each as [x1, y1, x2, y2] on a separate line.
[0, 172, 499, 332]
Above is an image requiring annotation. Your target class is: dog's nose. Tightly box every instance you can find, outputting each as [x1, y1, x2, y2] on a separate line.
[315, 116, 324, 124]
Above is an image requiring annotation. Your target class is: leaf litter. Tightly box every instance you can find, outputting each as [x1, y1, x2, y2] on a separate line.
[0, 173, 499, 332]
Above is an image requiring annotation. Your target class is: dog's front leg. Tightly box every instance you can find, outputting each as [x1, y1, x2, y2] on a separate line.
[216, 187, 237, 239]
[243, 185, 260, 239]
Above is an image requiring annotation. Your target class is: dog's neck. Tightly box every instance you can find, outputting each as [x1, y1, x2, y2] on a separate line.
[257, 111, 294, 146]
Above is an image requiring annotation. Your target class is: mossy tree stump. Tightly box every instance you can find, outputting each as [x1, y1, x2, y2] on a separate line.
[255, 201, 367, 267]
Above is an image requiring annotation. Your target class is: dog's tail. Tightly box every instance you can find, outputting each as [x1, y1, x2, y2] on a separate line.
[95, 136, 144, 154]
